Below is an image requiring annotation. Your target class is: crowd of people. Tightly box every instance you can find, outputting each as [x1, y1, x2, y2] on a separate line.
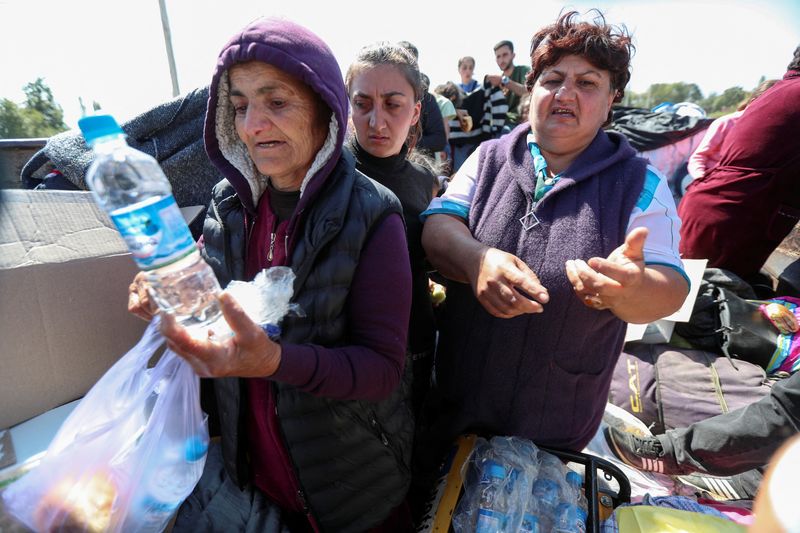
[91, 8, 800, 533]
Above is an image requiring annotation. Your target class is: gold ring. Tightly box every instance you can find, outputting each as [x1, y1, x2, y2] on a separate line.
[583, 293, 603, 308]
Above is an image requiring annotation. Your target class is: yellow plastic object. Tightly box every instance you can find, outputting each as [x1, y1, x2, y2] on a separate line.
[616, 506, 746, 533]
[428, 434, 477, 532]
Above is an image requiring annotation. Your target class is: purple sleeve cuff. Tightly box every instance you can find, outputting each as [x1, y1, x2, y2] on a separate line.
[271, 343, 318, 385]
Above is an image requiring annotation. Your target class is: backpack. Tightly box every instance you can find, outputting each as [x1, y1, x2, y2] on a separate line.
[608, 343, 772, 434]
[673, 268, 778, 369]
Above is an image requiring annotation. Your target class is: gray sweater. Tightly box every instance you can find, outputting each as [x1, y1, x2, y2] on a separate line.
[21, 87, 220, 233]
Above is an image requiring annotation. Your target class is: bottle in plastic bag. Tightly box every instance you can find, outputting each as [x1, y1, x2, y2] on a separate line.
[129, 435, 209, 530]
[475, 460, 509, 533]
[553, 502, 587, 533]
[78, 114, 221, 330]
[565, 471, 589, 519]
[520, 496, 541, 533]
[531, 451, 567, 530]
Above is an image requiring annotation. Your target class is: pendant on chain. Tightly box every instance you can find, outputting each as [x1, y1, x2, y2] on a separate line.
[519, 209, 540, 231]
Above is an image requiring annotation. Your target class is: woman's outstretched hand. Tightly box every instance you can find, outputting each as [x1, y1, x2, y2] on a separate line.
[566, 227, 648, 312]
[160, 292, 282, 378]
[471, 247, 550, 319]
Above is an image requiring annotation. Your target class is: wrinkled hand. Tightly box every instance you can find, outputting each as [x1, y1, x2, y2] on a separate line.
[471, 247, 549, 318]
[160, 292, 281, 378]
[128, 271, 157, 321]
[566, 227, 648, 312]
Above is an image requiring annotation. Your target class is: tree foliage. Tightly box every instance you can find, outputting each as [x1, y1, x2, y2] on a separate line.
[622, 79, 765, 117]
[0, 78, 68, 139]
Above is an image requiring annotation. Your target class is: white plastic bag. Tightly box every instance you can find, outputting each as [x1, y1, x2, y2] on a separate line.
[2, 266, 301, 532]
[2, 318, 208, 533]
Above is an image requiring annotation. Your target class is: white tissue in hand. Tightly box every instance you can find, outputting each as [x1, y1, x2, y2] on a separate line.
[224, 266, 298, 326]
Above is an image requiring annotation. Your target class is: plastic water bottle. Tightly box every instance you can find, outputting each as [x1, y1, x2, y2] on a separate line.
[78, 114, 222, 330]
[553, 502, 587, 533]
[132, 435, 209, 531]
[503, 466, 526, 531]
[532, 477, 560, 511]
[565, 471, 589, 519]
[475, 460, 509, 533]
[520, 496, 541, 533]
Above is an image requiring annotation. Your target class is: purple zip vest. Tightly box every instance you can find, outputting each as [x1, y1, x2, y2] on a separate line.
[434, 124, 647, 451]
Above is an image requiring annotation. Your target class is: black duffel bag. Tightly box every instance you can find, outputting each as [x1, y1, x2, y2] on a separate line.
[675, 268, 776, 369]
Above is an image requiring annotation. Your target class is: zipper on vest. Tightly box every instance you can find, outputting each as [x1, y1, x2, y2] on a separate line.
[297, 489, 310, 514]
[244, 212, 256, 267]
[267, 232, 276, 262]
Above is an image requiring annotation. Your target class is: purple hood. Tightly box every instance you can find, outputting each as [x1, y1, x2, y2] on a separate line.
[204, 18, 349, 215]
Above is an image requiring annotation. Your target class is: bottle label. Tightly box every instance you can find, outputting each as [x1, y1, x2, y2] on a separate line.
[475, 508, 506, 533]
[521, 513, 540, 533]
[110, 195, 195, 270]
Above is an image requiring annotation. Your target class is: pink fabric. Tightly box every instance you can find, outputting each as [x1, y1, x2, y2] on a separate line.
[697, 498, 755, 526]
[686, 110, 743, 179]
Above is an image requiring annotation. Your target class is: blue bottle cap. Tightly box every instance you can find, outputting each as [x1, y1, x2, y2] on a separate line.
[78, 114, 124, 145]
[483, 460, 506, 480]
[566, 471, 583, 487]
[184, 435, 209, 462]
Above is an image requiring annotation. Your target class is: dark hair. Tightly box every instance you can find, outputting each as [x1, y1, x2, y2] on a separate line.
[493, 40, 514, 53]
[789, 44, 800, 71]
[435, 81, 463, 107]
[397, 40, 419, 60]
[458, 56, 475, 68]
[346, 42, 423, 150]
[420, 73, 430, 93]
[346, 42, 423, 102]
[526, 10, 634, 105]
[737, 79, 778, 111]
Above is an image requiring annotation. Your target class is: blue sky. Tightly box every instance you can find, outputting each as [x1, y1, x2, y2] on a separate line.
[1, 0, 798, 129]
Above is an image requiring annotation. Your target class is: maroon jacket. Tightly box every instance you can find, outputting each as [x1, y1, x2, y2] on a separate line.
[679, 70, 800, 278]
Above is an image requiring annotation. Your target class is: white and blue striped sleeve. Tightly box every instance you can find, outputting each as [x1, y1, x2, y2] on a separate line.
[627, 165, 690, 288]
[420, 149, 481, 221]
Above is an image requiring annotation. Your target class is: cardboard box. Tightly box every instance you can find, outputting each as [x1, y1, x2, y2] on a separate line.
[624, 259, 707, 344]
[0, 190, 148, 429]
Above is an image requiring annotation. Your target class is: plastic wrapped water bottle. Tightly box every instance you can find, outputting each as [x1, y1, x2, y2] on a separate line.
[552, 502, 587, 533]
[475, 460, 509, 533]
[78, 114, 222, 331]
[519, 495, 541, 533]
[565, 471, 589, 518]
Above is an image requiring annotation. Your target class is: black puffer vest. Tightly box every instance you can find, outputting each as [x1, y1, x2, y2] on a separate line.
[201, 153, 413, 532]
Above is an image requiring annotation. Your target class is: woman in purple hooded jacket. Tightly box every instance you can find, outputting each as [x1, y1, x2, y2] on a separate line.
[130, 18, 415, 533]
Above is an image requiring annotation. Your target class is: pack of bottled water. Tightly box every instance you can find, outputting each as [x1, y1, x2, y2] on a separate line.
[452, 436, 588, 533]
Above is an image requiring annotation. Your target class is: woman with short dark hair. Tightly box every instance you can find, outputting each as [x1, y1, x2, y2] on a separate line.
[421, 10, 688, 457]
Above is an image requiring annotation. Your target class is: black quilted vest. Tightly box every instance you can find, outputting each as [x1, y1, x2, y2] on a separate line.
[201, 153, 413, 532]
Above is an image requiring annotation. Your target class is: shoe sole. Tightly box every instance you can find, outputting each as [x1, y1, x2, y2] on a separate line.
[676, 475, 744, 501]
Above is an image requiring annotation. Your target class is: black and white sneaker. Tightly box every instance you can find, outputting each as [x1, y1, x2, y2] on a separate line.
[676, 472, 759, 501]
[605, 425, 677, 474]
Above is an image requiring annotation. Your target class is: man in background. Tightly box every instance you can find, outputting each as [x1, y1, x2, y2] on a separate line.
[486, 40, 530, 127]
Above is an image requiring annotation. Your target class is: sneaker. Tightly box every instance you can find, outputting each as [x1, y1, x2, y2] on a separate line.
[676, 472, 758, 501]
[605, 425, 677, 474]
